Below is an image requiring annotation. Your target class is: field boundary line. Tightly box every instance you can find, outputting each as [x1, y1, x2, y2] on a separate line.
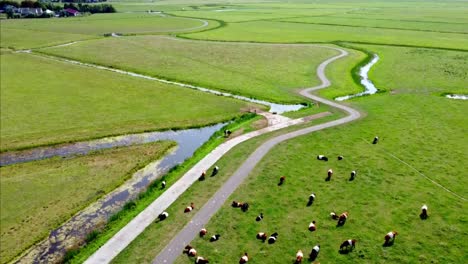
[360, 138, 466, 201]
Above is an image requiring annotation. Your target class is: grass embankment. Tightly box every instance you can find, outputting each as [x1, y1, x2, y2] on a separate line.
[0, 141, 176, 263]
[0, 13, 216, 49]
[40, 36, 338, 103]
[65, 112, 297, 263]
[0, 52, 254, 151]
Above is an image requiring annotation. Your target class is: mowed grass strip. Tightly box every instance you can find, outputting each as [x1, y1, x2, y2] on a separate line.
[0, 13, 213, 37]
[175, 93, 467, 264]
[0, 53, 252, 151]
[0, 141, 175, 263]
[182, 20, 468, 50]
[40, 36, 338, 103]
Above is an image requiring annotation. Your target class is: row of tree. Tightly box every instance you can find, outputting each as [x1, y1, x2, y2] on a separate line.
[1, 0, 116, 16]
[63, 3, 115, 13]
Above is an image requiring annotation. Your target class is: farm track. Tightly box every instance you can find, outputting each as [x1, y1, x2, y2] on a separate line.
[151, 47, 359, 264]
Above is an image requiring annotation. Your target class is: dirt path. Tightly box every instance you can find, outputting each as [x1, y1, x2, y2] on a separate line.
[152, 47, 361, 264]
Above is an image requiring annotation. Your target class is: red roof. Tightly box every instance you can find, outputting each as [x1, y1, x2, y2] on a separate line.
[64, 8, 79, 14]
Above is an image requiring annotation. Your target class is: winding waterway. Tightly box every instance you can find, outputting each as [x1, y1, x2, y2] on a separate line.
[335, 54, 379, 101]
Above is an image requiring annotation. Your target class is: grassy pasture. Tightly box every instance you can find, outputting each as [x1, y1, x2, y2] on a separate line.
[174, 93, 467, 264]
[40, 36, 339, 103]
[0, 141, 175, 263]
[182, 20, 468, 50]
[0, 13, 213, 36]
[0, 53, 252, 151]
[110, 112, 343, 264]
[281, 16, 468, 34]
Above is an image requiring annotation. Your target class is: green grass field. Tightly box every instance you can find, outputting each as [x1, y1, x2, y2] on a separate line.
[182, 20, 468, 50]
[39, 36, 339, 103]
[0, 141, 175, 263]
[0, 13, 216, 49]
[2, 0, 467, 262]
[0, 53, 253, 151]
[173, 93, 467, 264]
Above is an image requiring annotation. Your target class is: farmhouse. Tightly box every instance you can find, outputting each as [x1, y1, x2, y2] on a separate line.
[64, 8, 80, 16]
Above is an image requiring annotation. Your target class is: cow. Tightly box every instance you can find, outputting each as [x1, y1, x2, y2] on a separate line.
[232, 201, 244, 208]
[157, 211, 169, 221]
[184, 203, 195, 213]
[340, 239, 356, 252]
[199, 228, 207, 237]
[278, 176, 286, 186]
[161, 180, 166, 189]
[268, 232, 279, 244]
[241, 203, 249, 212]
[350, 171, 356, 181]
[326, 169, 333, 181]
[195, 256, 209, 264]
[183, 245, 197, 257]
[384, 231, 398, 245]
[308, 221, 317, 232]
[308, 193, 316, 206]
[317, 155, 328, 161]
[337, 212, 348, 226]
[256, 232, 267, 242]
[239, 253, 249, 263]
[330, 212, 339, 220]
[211, 166, 219, 176]
[420, 204, 428, 219]
[210, 234, 221, 242]
[373, 136, 379, 144]
[224, 130, 232, 138]
[199, 171, 206, 181]
[256, 213, 264, 222]
[310, 244, 320, 261]
[338, 155, 344, 160]
[295, 250, 303, 263]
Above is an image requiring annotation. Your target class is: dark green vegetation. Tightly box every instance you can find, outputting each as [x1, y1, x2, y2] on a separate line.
[0, 141, 175, 263]
[40, 36, 338, 103]
[0, 52, 253, 151]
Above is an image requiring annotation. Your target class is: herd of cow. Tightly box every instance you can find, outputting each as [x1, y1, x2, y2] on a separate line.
[155, 136, 429, 263]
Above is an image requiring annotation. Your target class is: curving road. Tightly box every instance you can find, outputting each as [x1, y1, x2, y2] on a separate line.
[152, 47, 361, 263]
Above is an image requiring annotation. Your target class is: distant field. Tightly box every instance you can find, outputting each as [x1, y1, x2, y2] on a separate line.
[182, 20, 468, 50]
[0, 13, 216, 49]
[281, 16, 468, 34]
[0, 28, 95, 50]
[0, 53, 252, 151]
[40, 36, 340, 103]
[0, 141, 175, 263]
